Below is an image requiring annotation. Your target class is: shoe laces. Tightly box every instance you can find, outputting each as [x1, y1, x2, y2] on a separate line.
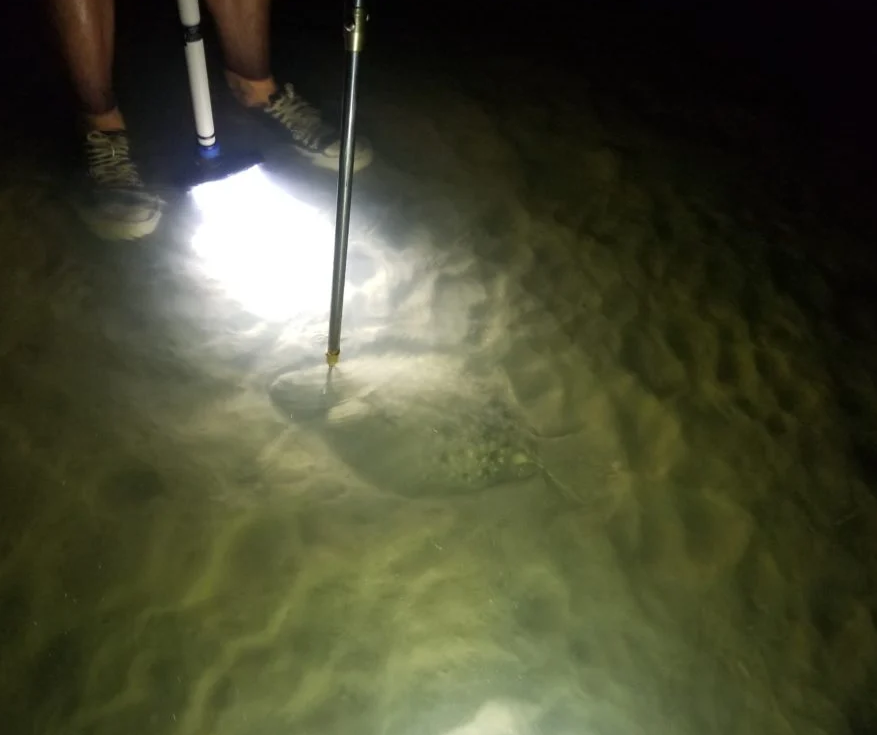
[264, 83, 325, 146]
[85, 130, 143, 188]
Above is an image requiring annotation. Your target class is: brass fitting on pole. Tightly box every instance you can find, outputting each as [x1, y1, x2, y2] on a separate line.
[344, 5, 367, 53]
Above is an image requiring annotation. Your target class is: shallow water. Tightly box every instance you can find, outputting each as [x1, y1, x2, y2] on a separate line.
[2, 24, 877, 735]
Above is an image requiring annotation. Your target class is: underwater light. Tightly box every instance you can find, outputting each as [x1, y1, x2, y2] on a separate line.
[190, 165, 335, 322]
[177, 0, 334, 322]
[177, 0, 370, 357]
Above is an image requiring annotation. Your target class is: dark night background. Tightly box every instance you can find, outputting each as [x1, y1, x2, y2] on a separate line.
[0, 0, 874, 244]
[1, 1, 877, 733]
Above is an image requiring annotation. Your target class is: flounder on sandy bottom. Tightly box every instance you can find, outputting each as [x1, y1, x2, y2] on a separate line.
[268, 353, 542, 499]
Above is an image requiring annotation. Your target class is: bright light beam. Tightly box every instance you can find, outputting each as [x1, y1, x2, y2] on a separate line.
[190, 166, 335, 322]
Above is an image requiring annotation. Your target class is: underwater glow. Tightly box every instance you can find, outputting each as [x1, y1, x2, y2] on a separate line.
[189, 165, 335, 322]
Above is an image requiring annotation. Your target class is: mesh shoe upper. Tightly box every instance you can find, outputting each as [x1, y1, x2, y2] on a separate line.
[257, 83, 373, 171]
[264, 83, 334, 151]
[85, 130, 146, 189]
[76, 130, 163, 241]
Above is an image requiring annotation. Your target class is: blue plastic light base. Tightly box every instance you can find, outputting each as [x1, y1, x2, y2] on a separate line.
[178, 145, 264, 189]
[198, 143, 221, 161]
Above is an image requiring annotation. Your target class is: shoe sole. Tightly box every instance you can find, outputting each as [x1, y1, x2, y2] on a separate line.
[76, 205, 163, 242]
[298, 144, 375, 174]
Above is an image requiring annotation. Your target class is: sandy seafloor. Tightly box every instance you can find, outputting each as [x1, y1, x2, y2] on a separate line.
[1, 36, 877, 735]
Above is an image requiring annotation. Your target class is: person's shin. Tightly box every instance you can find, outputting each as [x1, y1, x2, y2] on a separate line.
[224, 69, 278, 108]
[85, 106, 126, 131]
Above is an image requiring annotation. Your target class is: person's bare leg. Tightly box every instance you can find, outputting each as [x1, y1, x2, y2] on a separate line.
[48, 0, 125, 130]
[203, 0, 277, 107]
[204, 0, 373, 171]
[47, 0, 162, 241]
